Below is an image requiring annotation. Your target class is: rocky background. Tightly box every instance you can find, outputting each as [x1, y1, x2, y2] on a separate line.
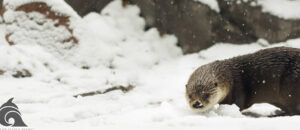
[1, 1, 300, 129]
[2, 0, 300, 54]
[0, 0, 2, 14]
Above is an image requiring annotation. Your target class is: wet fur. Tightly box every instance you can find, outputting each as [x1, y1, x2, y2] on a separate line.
[186, 47, 300, 115]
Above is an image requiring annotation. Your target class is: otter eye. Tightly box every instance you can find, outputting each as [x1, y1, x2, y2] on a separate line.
[203, 94, 210, 100]
[188, 94, 192, 99]
[214, 82, 218, 87]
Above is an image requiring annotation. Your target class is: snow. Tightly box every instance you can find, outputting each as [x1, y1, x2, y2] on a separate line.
[194, 0, 220, 12]
[2, 0, 80, 56]
[244, 0, 300, 20]
[195, 0, 300, 20]
[3, 11, 75, 55]
[0, 0, 300, 129]
[3, 0, 79, 18]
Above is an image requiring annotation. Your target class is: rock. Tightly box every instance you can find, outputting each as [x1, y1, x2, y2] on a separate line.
[12, 69, 32, 78]
[2, 0, 299, 54]
[0, 0, 2, 14]
[129, 0, 256, 53]
[63, 0, 256, 53]
[218, 0, 300, 43]
[64, 0, 113, 17]
[127, 0, 155, 30]
[0, 0, 3, 17]
[0, 69, 4, 75]
[74, 85, 135, 98]
[1, 2, 78, 50]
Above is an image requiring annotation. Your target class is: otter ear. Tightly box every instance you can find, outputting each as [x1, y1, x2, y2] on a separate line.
[185, 84, 188, 88]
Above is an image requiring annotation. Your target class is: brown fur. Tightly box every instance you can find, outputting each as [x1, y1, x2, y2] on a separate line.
[186, 47, 300, 116]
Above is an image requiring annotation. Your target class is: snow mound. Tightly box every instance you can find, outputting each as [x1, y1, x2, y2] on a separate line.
[2, 1, 80, 55]
[63, 0, 182, 87]
[4, 11, 74, 53]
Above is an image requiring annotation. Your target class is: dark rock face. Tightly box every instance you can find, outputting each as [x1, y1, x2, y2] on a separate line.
[0, 0, 2, 12]
[64, 0, 112, 17]
[64, 0, 256, 53]
[4, 0, 298, 54]
[218, 0, 300, 43]
[62, 0, 300, 53]
[128, 0, 155, 30]
[130, 0, 256, 53]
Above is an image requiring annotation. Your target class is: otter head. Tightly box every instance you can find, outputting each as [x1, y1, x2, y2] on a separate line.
[186, 61, 231, 112]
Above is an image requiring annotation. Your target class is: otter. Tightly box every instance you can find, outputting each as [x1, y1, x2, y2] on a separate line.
[186, 47, 300, 116]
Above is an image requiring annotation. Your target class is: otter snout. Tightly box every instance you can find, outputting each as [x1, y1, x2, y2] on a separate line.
[192, 101, 203, 109]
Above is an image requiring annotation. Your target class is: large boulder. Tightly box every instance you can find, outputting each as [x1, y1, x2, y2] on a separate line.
[3, 0, 300, 54]
[218, 0, 300, 43]
[129, 0, 256, 53]
[64, 0, 112, 17]
[63, 0, 257, 53]
[0, 0, 3, 18]
[1, 0, 79, 52]
[0, 0, 2, 13]
[64, 0, 283, 53]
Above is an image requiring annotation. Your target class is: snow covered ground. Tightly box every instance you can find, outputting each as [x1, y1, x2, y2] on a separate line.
[0, 0, 300, 129]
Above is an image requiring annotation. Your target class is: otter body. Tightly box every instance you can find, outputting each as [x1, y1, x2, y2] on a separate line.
[186, 47, 300, 115]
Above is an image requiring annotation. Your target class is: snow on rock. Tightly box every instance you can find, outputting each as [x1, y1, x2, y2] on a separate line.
[0, 0, 300, 129]
[242, 0, 300, 19]
[2, 0, 79, 18]
[2, 0, 79, 55]
[193, 0, 220, 12]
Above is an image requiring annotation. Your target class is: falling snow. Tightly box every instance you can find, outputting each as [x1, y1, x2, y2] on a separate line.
[0, 0, 300, 129]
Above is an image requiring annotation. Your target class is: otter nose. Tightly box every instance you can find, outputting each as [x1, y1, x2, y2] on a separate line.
[192, 101, 203, 109]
